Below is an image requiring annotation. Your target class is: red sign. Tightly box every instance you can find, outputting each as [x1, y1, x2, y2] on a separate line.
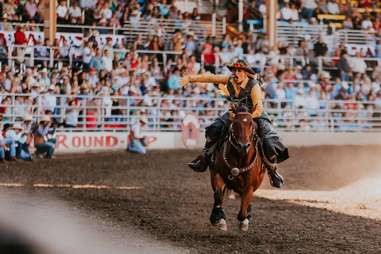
[55, 133, 128, 152]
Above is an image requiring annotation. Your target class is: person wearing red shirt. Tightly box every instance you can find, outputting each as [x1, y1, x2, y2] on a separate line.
[14, 26, 27, 64]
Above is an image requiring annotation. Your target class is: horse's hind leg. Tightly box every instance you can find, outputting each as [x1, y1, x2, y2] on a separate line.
[237, 186, 254, 231]
[210, 172, 227, 231]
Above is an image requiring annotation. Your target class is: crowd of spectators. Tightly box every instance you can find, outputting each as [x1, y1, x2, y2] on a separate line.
[0, 28, 380, 131]
[0, 0, 201, 27]
[0, 1, 380, 132]
[244, 0, 381, 35]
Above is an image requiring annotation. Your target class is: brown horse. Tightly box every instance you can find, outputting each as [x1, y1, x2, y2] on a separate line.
[209, 109, 265, 231]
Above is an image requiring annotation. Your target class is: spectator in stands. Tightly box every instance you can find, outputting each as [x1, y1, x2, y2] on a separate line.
[327, 0, 341, 14]
[14, 25, 27, 64]
[349, 51, 367, 75]
[2, 123, 17, 161]
[33, 115, 55, 159]
[343, 16, 354, 29]
[361, 14, 374, 31]
[3, 0, 19, 21]
[0, 36, 8, 66]
[24, 0, 41, 23]
[313, 36, 328, 57]
[167, 67, 181, 91]
[0, 132, 4, 162]
[280, 1, 299, 22]
[57, 0, 69, 24]
[301, 0, 318, 20]
[68, 0, 82, 24]
[338, 50, 352, 81]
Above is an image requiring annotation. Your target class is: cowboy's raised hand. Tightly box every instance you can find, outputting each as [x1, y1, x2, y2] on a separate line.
[180, 76, 191, 87]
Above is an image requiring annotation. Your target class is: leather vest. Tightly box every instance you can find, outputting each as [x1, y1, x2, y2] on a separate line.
[226, 77, 257, 112]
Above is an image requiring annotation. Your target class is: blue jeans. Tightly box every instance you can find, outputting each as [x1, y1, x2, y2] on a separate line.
[4, 137, 16, 158]
[0, 147, 4, 159]
[128, 139, 146, 154]
[35, 141, 55, 158]
[16, 142, 31, 160]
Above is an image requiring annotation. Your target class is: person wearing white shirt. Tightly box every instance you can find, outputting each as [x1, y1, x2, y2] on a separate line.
[102, 49, 113, 72]
[39, 69, 51, 90]
[349, 52, 367, 74]
[100, 4, 112, 20]
[281, 3, 295, 21]
[294, 90, 307, 108]
[82, 44, 92, 68]
[127, 116, 148, 154]
[64, 100, 79, 128]
[42, 86, 57, 113]
[305, 88, 320, 116]
[56, 0, 69, 23]
[361, 15, 373, 31]
[69, 0, 82, 23]
[327, 0, 340, 14]
[12, 122, 32, 161]
[275, 82, 286, 100]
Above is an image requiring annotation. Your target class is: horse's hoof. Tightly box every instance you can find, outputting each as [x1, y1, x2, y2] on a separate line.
[239, 218, 249, 231]
[216, 219, 227, 231]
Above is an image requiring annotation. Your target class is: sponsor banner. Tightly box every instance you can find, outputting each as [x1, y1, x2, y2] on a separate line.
[55, 132, 128, 153]
[346, 44, 376, 56]
[56, 33, 124, 47]
[53, 131, 381, 153]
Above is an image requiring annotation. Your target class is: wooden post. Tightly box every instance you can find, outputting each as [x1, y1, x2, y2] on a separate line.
[238, 0, 243, 32]
[266, 0, 277, 48]
[40, 0, 56, 45]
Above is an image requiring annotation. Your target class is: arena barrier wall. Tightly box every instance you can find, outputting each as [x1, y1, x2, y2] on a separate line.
[54, 132, 381, 153]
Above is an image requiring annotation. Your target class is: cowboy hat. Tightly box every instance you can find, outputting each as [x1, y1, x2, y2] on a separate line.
[39, 115, 51, 123]
[227, 59, 257, 75]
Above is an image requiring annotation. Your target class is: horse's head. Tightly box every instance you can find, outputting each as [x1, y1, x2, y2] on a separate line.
[229, 106, 258, 155]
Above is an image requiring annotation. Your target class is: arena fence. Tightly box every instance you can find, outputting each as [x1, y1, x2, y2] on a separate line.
[1, 94, 381, 133]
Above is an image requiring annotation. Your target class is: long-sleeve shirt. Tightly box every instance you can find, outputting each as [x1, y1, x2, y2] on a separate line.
[188, 73, 264, 118]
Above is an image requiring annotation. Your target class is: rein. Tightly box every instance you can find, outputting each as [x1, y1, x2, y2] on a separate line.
[223, 129, 259, 181]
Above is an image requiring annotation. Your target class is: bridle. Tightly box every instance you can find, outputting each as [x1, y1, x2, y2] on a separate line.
[223, 115, 259, 180]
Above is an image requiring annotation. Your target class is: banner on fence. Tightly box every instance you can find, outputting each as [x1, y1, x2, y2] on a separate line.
[55, 132, 128, 153]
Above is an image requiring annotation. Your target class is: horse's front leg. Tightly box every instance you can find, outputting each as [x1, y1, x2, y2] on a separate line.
[210, 171, 227, 231]
[237, 185, 254, 231]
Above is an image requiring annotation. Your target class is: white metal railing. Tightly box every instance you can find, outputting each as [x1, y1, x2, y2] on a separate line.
[276, 22, 328, 46]
[0, 18, 225, 43]
[336, 29, 376, 45]
[1, 45, 181, 70]
[1, 94, 381, 133]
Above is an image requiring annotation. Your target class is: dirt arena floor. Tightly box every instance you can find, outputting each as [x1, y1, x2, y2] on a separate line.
[1, 146, 381, 254]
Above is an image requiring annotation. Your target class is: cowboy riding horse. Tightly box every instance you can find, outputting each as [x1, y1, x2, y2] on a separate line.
[180, 59, 289, 189]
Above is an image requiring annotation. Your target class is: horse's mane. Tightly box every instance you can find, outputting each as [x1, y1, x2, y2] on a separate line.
[235, 105, 249, 113]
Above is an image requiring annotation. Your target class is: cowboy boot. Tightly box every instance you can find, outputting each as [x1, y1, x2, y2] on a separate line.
[188, 139, 216, 172]
[267, 167, 284, 188]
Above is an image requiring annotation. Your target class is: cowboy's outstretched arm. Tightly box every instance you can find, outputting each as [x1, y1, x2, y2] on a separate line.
[251, 85, 264, 118]
[180, 73, 229, 87]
